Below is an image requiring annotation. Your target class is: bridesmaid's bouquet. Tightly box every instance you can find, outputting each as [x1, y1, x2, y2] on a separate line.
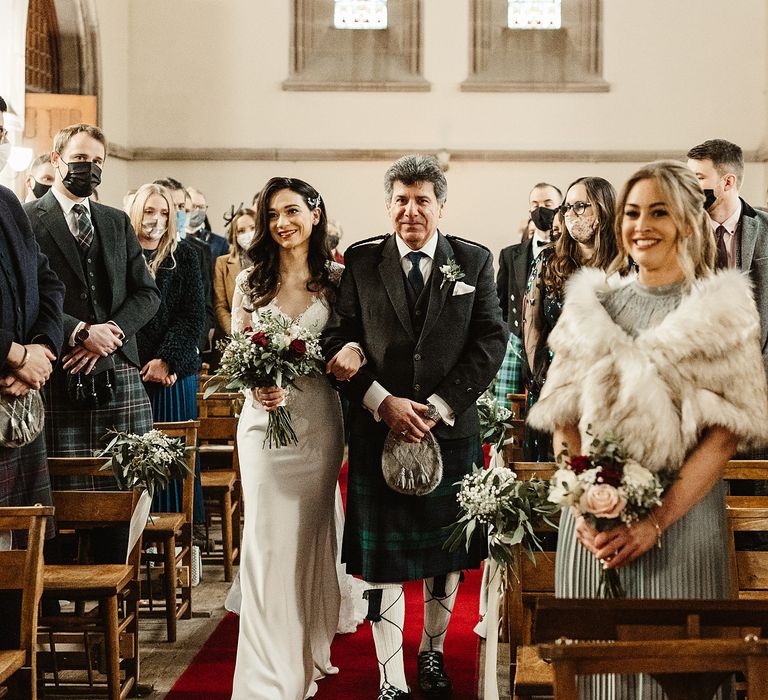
[548, 429, 674, 598]
[445, 465, 560, 584]
[204, 310, 325, 448]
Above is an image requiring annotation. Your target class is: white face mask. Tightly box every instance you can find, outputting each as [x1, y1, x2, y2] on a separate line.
[141, 218, 167, 241]
[236, 230, 255, 250]
[0, 143, 11, 172]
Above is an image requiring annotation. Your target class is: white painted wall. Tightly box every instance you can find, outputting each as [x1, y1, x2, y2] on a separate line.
[88, 0, 768, 260]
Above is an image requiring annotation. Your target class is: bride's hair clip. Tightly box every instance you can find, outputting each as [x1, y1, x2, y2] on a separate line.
[306, 193, 322, 209]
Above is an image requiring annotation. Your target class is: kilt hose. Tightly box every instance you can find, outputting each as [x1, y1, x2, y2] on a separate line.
[343, 422, 487, 583]
[43, 354, 152, 491]
[0, 433, 55, 539]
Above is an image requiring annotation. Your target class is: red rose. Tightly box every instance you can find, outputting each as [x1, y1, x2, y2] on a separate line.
[243, 326, 253, 333]
[251, 331, 268, 347]
[568, 455, 591, 474]
[597, 465, 623, 488]
[289, 339, 307, 356]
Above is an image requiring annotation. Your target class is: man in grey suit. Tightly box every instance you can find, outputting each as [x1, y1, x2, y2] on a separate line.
[323, 155, 506, 699]
[24, 123, 159, 492]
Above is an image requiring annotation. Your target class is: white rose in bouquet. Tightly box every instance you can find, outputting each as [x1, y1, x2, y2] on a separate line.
[548, 468, 580, 506]
[622, 459, 656, 489]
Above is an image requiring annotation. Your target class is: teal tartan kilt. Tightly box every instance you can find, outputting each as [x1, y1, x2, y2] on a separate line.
[342, 421, 487, 583]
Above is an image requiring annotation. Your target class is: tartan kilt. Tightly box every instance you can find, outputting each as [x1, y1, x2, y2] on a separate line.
[343, 421, 487, 583]
[0, 433, 54, 538]
[42, 354, 152, 491]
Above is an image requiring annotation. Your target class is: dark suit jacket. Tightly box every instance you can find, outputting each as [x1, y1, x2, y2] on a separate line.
[0, 185, 65, 364]
[496, 237, 532, 336]
[190, 229, 229, 264]
[23, 191, 159, 367]
[739, 198, 768, 375]
[322, 232, 507, 440]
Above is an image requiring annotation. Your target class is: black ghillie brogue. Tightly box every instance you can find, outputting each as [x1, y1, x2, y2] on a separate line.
[417, 650, 452, 698]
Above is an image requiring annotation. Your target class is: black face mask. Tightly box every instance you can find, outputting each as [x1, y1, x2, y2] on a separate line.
[31, 178, 51, 199]
[530, 206, 557, 232]
[702, 188, 717, 211]
[59, 160, 102, 198]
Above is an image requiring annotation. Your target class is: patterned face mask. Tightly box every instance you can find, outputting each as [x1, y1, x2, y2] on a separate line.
[566, 213, 597, 243]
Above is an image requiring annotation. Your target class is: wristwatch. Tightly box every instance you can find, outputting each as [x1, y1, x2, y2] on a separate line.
[75, 323, 91, 345]
[424, 402, 441, 423]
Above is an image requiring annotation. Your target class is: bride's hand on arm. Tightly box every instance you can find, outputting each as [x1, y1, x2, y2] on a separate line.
[253, 386, 285, 412]
[598, 425, 738, 570]
[326, 346, 363, 382]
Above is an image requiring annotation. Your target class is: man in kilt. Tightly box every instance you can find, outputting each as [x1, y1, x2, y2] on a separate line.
[0, 96, 65, 542]
[323, 154, 506, 699]
[24, 124, 159, 495]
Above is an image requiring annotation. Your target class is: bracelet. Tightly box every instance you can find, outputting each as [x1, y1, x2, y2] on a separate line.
[349, 346, 364, 362]
[8, 345, 29, 370]
[649, 511, 663, 549]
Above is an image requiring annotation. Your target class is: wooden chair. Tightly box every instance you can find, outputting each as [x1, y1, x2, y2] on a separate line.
[0, 505, 52, 700]
[141, 420, 199, 642]
[39, 457, 144, 700]
[196, 392, 242, 582]
[532, 598, 768, 700]
[503, 461, 557, 696]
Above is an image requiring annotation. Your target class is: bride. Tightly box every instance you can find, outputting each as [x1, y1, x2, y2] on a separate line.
[229, 177, 364, 699]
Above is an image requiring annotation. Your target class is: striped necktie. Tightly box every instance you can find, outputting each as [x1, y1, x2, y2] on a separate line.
[72, 203, 94, 250]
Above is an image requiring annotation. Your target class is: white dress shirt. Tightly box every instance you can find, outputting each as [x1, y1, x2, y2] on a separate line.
[361, 232, 455, 426]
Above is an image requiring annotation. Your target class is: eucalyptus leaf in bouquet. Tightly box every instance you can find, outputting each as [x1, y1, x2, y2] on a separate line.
[99, 428, 192, 498]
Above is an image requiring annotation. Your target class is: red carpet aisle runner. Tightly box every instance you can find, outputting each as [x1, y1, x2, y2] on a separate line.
[167, 460, 485, 699]
[165, 571, 482, 699]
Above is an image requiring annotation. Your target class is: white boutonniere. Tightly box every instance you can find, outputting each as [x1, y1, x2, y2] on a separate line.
[439, 258, 465, 289]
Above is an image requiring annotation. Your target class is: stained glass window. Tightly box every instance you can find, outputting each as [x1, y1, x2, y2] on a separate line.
[507, 0, 562, 29]
[334, 0, 388, 30]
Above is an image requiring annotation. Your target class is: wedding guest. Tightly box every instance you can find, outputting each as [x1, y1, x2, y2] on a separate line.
[323, 154, 506, 700]
[0, 98, 64, 539]
[523, 176, 617, 460]
[528, 160, 768, 698]
[229, 176, 352, 698]
[327, 219, 345, 264]
[154, 177, 215, 358]
[496, 182, 562, 334]
[24, 123, 159, 486]
[213, 205, 256, 342]
[186, 186, 229, 261]
[130, 183, 206, 518]
[23, 154, 55, 203]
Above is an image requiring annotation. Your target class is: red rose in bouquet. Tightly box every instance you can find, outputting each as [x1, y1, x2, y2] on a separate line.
[289, 339, 306, 356]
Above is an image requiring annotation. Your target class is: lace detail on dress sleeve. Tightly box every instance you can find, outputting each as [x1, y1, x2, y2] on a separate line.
[231, 267, 254, 334]
[326, 260, 344, 287]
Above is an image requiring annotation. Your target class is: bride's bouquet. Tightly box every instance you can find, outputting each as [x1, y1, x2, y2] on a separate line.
[204, 310, 325, 448]
[548, 428, 674, 597]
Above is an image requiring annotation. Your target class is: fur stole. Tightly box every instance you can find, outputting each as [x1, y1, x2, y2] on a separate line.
[527, 267, 768, 471]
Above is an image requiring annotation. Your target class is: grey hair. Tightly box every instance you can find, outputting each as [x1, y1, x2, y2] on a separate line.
[384, 154, 448, 204]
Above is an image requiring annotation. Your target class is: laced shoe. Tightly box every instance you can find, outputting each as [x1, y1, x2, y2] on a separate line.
[418, 650, 453, 698]
[377, 682, 411, 699]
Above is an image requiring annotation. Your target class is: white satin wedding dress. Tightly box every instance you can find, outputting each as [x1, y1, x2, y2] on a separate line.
[229, 271, 365, 700]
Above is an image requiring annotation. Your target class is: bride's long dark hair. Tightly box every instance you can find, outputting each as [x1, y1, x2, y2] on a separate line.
[246, 177, 335, 309]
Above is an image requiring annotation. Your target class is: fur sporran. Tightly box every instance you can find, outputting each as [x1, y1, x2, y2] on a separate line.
[381, 430, 443, 496]
[0, 389, 45, 448]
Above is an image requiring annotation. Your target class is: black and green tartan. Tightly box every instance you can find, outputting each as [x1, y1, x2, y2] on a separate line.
[342, 421, 487, 583]
[43, 355, 153, 491]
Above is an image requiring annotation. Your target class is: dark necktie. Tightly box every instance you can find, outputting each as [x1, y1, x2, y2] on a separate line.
[72, 203, 94, 250]
[406, 251, 426, 296]
[715, 224, 729, 269]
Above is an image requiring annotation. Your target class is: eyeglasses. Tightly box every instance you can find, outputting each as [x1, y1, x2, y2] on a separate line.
[559, 201, 592, 216]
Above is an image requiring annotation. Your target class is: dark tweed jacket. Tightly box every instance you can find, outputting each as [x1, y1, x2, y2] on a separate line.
[136, 242, 205, 378]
